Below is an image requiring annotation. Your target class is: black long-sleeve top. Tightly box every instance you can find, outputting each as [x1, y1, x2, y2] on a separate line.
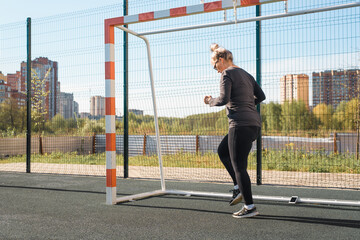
[209, 67, 266, 128]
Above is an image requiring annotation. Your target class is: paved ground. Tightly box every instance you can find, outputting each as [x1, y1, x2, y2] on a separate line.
[1, 163, 359, 189]
[0, 172, 359, 239]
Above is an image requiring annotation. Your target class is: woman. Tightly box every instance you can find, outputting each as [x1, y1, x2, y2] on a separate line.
[204, 43, 265, 218]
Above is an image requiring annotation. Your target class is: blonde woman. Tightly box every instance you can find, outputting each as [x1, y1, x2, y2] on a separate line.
[204, 43, 265, 218]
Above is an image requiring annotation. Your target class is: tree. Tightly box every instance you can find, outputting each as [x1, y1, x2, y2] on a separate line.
[30, 68, 51, 134]
[81, 119, 105, 134]
[332, 101, 348, 130]
[281, 100, 314, 132]
[352, 98, 360, 160]
[50, 114, 66, 133]
[262, 102, 282, 132]
[139, 121, 155, 134]
[312, 103, 334, 129]
[215, 115, 228, 133]
[344, 98, 359, 131]
[66, 118, 77, 132]
[0, 97, 26, 135]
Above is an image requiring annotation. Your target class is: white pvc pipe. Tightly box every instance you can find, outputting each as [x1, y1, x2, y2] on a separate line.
[117, 26, 166, 191]
[296, 197, 360, 207]
[116, 190, 166, 203]
[115, 189, 360, 207]
[166, 189, 230, 198]
[138, 2, 360, 36]
[166, 190, 360, 206]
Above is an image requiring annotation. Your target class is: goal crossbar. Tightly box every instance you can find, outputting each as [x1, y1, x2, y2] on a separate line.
[109, 0, 287, 26]
[137, 2, 360, 36]
[105, 0, 360, 207]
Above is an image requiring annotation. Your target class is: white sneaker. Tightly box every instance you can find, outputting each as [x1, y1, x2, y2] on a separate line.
[232, 206, 259, 218]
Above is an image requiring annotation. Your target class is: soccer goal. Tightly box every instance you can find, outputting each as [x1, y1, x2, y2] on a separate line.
[104, 0, 360, 206]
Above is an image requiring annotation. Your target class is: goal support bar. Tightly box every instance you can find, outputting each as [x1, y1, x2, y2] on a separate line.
[116, 190, 360, 207]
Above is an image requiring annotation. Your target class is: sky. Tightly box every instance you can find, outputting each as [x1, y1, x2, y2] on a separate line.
[0, 0, 121, 24]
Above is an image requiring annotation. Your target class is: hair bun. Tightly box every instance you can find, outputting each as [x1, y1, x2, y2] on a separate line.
[210, 43, 220, 52]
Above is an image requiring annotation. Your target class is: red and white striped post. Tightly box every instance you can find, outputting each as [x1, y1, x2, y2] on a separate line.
[105, 17, 124, 205]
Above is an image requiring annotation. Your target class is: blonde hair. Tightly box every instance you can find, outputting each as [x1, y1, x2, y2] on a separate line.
[210, 43, 233, 62]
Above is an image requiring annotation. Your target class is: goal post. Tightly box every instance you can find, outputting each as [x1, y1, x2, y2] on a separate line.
[104, 0, 360, 206]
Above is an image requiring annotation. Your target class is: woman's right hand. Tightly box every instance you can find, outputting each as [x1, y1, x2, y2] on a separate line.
[204, 96, 212, 104]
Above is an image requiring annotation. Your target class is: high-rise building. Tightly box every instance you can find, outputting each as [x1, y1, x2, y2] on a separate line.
[21, 57, 58, 119]
[90, 96, 105, 117]
[59, 92, 74, 119]
[57, 82, 61, 115]
[312, 69, 360, 109]
[73, 101, 79, 118]
[9, 90, 26, 107]
[0, 71, 7, 82]
[59, 92, 80, 119]
[280, 74, 309, 107]
[6, 71, 21, 92]
[0, 80, 11, 104]
[0, 71, 25, 106]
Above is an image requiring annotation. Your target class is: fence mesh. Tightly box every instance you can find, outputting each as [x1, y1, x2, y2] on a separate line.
[0, 0, 359, 189]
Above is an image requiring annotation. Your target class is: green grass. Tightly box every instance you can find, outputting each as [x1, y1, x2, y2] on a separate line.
[1, 149, 359, 174]
[260, 149, 360, 174]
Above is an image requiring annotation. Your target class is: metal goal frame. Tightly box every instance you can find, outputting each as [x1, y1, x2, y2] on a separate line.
[104, 0, 360, 206]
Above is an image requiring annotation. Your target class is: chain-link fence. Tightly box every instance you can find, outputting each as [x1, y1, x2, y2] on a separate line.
[0, 0, 359, 189]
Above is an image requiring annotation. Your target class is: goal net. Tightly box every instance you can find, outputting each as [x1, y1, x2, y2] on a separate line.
[105, 0, 360, 206]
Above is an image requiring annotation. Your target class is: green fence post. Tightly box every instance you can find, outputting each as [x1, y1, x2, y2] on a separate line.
[26, 17, 31, 173]
[123, 0, 129, 178]
[256, 5, 262, 185]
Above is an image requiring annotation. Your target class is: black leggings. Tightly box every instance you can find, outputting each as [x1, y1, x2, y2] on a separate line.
[218, 126, 260, 205]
